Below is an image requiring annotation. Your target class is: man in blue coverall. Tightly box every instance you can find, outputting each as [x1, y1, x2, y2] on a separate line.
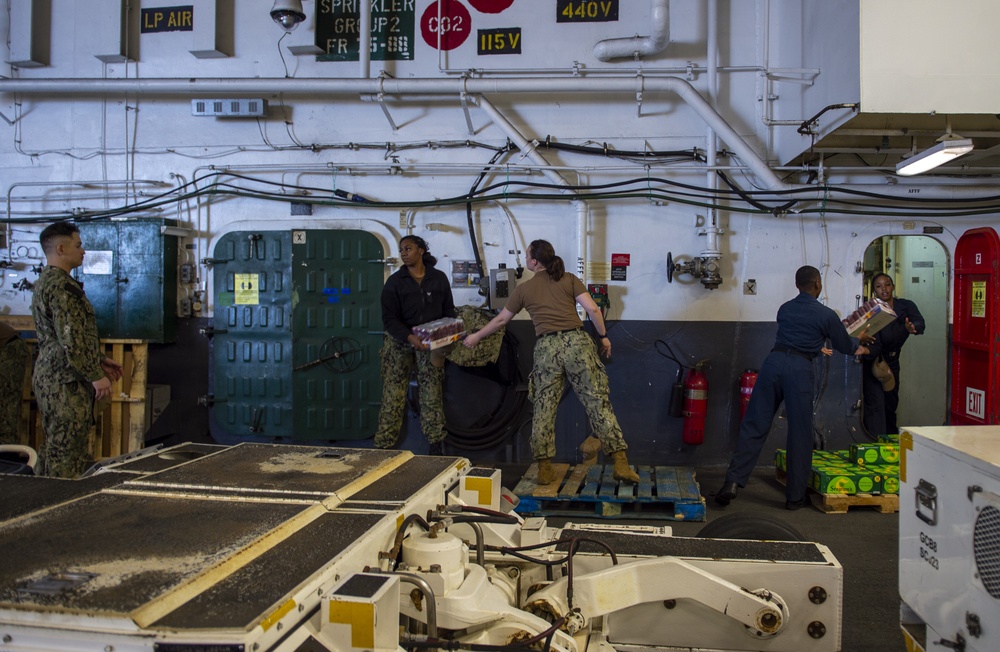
[715, 265, 872, 510]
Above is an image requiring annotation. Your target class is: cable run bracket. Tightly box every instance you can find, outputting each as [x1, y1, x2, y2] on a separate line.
[375, 73, 398, 132]
[635, 73, 645, 118]
[459, 76, 476, 136]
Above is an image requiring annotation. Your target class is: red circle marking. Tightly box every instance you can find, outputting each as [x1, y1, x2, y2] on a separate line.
[469, 0, 515, 13]
[421, 0, 472, 51]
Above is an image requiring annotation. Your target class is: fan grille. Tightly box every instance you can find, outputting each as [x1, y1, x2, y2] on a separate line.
[974, 504, 1000, 599]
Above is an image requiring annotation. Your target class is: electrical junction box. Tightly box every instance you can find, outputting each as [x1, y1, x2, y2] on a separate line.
[191, 98, 267, 117]
[588, 283, 610, 311]
[489, 265, 517, 310]
[899, 426, 1000, 652]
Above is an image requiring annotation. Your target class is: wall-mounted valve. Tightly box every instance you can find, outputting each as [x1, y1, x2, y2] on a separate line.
[666, 252, 722, 290]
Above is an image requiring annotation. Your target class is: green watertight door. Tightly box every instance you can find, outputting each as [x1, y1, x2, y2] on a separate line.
[211, 229, 384, 441]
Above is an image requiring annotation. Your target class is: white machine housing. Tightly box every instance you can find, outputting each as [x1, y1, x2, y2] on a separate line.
[899, 426, 1000, 652]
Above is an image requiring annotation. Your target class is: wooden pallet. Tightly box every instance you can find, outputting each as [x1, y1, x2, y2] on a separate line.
[776, 468, 899, 514]
[512, 463, 706, 521]
[15, 337, 149, 461]
[812, 491, 899, 514]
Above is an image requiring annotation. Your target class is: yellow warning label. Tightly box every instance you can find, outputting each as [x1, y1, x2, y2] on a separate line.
[971, 281, 986, 318]
[235, 273, 259, 305]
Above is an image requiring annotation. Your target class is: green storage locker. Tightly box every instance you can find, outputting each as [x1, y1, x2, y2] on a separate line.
[76, 219, 178, 343]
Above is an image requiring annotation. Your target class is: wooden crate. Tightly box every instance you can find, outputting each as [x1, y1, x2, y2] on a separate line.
[17, 337, 149, 463]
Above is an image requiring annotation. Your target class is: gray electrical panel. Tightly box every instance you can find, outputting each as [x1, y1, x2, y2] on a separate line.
[489, 265, 517, 311]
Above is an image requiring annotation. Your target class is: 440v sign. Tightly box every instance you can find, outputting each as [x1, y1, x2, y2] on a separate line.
[557, 0, 619, 22]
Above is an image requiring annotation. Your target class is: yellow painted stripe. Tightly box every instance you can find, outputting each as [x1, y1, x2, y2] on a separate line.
[131, 504, 327, 628]
[900, 430, 912, 484]
[465, 477, 493, 506]
[261, 599, 296, 631]
[329, 601, 375, 649]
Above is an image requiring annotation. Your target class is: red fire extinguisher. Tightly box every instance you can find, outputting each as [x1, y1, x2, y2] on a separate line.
[739, 369, 758, 421]
[682, 363, 709, 445]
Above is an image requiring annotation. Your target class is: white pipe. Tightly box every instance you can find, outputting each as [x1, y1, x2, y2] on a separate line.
[359, 0, 371, 79]
[0, 76, 789, 191]
[594, 0, 670, 62]
[704, 0, 721, 261]
[474, 96, 590, 282]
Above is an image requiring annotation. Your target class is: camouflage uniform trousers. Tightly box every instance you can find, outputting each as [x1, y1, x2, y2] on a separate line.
[0, 338, 29, 445]
[528, 329, 628, 460]
[374, 335, 446, 448]
[33, 375, 94, 478]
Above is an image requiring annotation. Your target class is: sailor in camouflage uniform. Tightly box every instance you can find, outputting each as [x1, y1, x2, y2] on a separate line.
[0, 322, 29, 444]
[30, 222, 122, 478]
[374, 235, 456, 454]
[464, 239, 640, 485]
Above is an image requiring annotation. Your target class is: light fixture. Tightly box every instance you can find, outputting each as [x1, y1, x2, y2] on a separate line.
[896, 137, 974, 176]
[270, 0, 306, 32]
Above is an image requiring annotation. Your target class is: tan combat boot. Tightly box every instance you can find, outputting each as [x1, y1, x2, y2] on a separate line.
[579, 436, 602, 465]
[612, 451, 640, 484]
[536, 458, 557, 485]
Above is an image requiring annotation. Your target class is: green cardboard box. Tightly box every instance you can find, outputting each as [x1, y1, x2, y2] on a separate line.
[810, 466, 860, 494]
[849, 443, 900, 466]
[866, 464, 899, 494]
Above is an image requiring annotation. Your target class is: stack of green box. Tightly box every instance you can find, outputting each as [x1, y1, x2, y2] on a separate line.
[775, 440, 900, 496]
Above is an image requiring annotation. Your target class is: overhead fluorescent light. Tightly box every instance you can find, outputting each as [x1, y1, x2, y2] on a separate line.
[896, 138, 974, 176]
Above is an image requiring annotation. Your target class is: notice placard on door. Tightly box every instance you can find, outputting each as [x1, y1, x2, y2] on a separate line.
[972, 281, 986, 318]
[235, 273, 259, 305]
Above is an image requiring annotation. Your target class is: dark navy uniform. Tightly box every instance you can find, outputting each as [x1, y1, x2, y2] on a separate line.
[862, 297, 924, 435]
[724, 292, 860, 504]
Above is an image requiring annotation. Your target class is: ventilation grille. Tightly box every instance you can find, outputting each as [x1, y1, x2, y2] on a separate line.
[974, 504, 1000, 599]
[191, 98, 267, 117]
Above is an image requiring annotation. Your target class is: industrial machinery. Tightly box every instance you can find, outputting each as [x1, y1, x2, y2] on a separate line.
[0, 442, 843, 651]
[899, 426, 1000, 652]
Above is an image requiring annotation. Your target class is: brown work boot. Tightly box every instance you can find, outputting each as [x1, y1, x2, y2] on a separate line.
[579, 436, 601, 465]
[612, 451, 640, 484]
[536, 458, 557, 485]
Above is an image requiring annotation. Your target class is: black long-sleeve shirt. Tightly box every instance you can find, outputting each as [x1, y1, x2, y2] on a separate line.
[381, 266, 456, 343]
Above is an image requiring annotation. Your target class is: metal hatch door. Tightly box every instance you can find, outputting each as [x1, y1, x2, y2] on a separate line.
[291, 229, 384, 440]
[211, 230, 384, 442]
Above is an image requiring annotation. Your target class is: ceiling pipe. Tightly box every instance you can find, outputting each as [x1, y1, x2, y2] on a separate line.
[0, 76, 788, 191]
[593, 0, 669, 62]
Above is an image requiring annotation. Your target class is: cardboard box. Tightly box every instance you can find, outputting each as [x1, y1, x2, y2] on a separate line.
[842, 298, 897, 338]
[810, 466, 860, 494]
[867, 464, 899, 494]
[849, 443, 901, 466]
[412, 317, 466, 349]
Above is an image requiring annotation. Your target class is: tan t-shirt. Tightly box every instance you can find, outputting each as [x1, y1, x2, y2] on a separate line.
[505, 271, 587, 336]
